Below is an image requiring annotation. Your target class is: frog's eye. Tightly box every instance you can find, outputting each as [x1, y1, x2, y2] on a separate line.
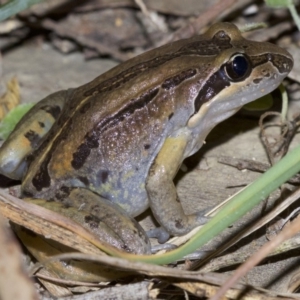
[224, 54, 251, 81]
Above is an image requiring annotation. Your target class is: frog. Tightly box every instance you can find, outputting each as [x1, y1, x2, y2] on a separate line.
[0, 23, 293, 256]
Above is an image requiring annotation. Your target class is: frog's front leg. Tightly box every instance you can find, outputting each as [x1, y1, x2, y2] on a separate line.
[0, 90, 69, 180]
[146, 135, 208, 241]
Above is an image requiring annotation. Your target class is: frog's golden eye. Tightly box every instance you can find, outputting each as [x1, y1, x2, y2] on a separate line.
[224, 54, 251, 81]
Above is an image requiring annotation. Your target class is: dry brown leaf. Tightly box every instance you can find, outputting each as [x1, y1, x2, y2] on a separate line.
[0, 77, 20, 120]
[0, 213, 39, 300]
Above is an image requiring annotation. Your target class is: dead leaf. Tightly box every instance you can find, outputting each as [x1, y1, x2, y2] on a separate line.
[0, 77, 20, 120]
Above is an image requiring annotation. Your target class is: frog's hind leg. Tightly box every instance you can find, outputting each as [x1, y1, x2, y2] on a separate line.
[0, 90, 69, 180]
[27, 187, 151, 255]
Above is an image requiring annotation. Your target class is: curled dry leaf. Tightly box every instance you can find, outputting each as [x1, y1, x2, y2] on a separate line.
[0, 77, 20, 120]
[0, 213, 39, 300]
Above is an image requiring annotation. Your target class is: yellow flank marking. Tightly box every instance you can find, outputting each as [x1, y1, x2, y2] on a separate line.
[18, 135, 31, 148]
[30, 117, 54, 135]
[12, 135, 32, 159]
[51, 145, 74, 177]
[31, 96, 92, 176]
[52, 159, 71, 176]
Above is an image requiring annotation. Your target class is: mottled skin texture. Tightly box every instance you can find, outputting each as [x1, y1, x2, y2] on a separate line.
[0, 23, 293, 254]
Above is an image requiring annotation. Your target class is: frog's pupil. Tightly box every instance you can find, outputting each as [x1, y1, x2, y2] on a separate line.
[232, 55, 248, 77]
[224, 54, 250, 81]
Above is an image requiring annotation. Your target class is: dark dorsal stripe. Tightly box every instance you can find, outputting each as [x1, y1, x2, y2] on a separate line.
[71, 87, 160, 170]
[162, 69, 197, 90]
[96, 87, 160, 134]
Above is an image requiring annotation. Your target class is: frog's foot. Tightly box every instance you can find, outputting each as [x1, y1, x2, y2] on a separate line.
[147, 227, 178, 253]
[147, 227, 170, 244]
[195, 207, 212, 223]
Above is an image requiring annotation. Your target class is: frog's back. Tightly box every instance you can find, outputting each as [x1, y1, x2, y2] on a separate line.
[21, 60, 198, 216]
[21, 30, 227, 215]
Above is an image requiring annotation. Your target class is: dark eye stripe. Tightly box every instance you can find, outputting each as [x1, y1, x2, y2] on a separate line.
[251, 53, 293, 73]
[194, 69, 230, 112]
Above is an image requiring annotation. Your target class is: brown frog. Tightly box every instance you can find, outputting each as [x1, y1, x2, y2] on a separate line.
[0, 23, 293, 256]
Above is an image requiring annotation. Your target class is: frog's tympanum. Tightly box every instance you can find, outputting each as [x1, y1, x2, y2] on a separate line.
[0, 23, 293, 255]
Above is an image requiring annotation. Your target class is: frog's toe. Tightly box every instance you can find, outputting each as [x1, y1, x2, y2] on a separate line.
[195, 207, 213, 225]
[147, 227, 170, 244]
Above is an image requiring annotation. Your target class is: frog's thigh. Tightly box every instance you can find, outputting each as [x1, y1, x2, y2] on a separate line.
[27, 188, 151, 254]
[146, 136, 208, 237]
[0, 90, 68, 180]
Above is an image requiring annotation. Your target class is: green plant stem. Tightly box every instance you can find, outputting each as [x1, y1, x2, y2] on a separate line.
[280, 84, 288, 121]
[288, 4, 300, 31]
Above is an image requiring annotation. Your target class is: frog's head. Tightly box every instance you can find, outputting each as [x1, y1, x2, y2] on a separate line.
[187, 22, 293, 129]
